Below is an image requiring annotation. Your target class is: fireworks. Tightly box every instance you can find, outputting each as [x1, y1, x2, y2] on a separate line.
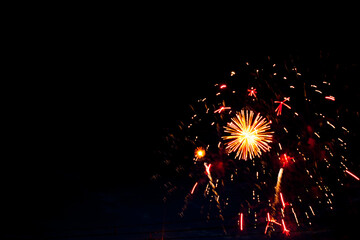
[247, 87, 257, 97]
[214, 105, 231, 114]
[345, 170, 360, 181]
[274, 97, 291, 116]
[239, 213, 244, 231]
[157, 51, 359, 238]
[195, 147, 206, 159]
[223, 110, 273, 160]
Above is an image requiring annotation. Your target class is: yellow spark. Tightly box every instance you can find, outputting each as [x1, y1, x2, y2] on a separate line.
[223, 110, 273, 160]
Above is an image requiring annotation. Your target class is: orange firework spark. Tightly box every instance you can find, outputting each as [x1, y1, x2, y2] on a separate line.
[223, 110, 273, 160]
[195, 147, 206, 159]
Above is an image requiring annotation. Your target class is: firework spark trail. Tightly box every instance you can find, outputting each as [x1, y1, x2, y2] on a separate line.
[345, 170, 360, 181]
[214, 106, 231, 114]
[325, 95, 335, 101]
[273, 168, 284, 210]
[292, 207, 300, 226]
[223, 110, 273, 160]
[239, 213, 244, 231]
[282, 219, 290, 236]
[266, 167, 291, 236]
[204, 163, 224, 221]
[190, 182, 198, 195]
[265, 212, 282, 235]
[280, 192, 286, 209]
[274, 97, 291, 116]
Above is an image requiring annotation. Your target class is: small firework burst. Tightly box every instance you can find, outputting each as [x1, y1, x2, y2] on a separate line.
[194, 147, 206, 159]
[223, 110, 273, 160]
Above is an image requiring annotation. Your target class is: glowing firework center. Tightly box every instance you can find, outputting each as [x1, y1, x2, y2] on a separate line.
[223, 110, 273, 160]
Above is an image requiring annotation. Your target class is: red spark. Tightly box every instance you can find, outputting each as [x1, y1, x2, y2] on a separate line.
[280, 153, 293, 168]
[220, 84, 227, 89]
[325, 95, 335, 101]
[280, 192, 286, 209]
[190, 182, 198, 195]
[214, 106, 231, 113]
[345, 170, 360, 181]
[281, 219, 290, 236]
[264, 212, 282, 234]
[240, 213, 244, 231]
[204, 163, 212, 177]
[274, 97, 291, 116]
[247, 88, 257, 97]
[265, 213, 270, 234]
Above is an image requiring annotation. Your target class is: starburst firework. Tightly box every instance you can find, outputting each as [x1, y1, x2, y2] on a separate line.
[223, 110, 273, 160]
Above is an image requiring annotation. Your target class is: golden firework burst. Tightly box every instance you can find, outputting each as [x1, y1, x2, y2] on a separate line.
[223, 110, 273, 160]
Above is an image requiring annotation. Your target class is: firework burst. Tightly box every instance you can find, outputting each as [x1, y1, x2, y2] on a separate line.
[223, 110, 273, 160]
[156, 51, 359, 238]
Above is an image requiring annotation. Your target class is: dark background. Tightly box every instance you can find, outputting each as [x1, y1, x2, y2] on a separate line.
[3, 15, 360, 239]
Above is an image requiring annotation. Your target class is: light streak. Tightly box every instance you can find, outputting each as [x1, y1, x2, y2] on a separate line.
[281, 219, 290, 235]
[273, 168, 284, 209]
[309, 205, 315, 216]
[190, 182, 198, 195]
[214, 106, 231, 113]
[292, 207, 299, 226]
[264, 213, 271, 234]
[204, 162, 223, 220]
[220, 84, 227, 89]
[280, 192, 286, 209]
[326, 121, 336, 129]
[223, 110, 273, 160]
[204, 163, 212, 179]
[274, 97, 291, 116]
[240, 213, 244, 231]
[264, 212, 282, 234]
[345, 170, 360, 181]
[325, 95, 335, 101]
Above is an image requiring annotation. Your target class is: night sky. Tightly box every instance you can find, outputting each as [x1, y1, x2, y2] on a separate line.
[3, 20, 360, 240]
